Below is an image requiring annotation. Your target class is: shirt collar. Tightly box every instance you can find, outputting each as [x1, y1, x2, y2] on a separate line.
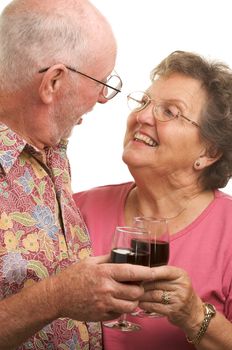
[0, 123, 69, 174]
[0, 123, 27, 173]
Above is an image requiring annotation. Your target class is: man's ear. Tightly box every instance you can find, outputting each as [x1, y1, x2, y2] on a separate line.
[38, 64, 67, 104]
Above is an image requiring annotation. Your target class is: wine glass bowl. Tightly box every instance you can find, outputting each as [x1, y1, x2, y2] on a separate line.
[132, 217, 170, 317]
[103, 226, 150, 332]
[111, 231, 150, 267]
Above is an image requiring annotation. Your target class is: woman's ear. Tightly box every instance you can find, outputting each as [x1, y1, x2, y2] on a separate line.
[38, 64, 67, 104]
[194, 146, 222, 170]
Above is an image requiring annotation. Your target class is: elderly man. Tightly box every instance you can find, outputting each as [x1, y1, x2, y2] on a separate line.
[0, 1, 154, 349]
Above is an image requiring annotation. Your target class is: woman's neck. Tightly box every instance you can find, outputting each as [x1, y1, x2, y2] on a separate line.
[125, 184, 215, 234]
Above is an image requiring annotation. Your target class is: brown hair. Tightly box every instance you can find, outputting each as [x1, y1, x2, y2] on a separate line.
[151, 50, 232, 190]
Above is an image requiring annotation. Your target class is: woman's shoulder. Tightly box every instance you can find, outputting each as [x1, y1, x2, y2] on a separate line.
[73, 182, 134, 206]
[215, 189, 232, 206]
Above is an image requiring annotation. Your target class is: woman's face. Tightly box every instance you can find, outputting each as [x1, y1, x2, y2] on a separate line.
[123, 73, 208, 178]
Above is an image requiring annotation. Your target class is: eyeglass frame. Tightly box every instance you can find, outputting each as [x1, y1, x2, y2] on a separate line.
[127, 91, 200, 128]
[38, 65, 122, 99]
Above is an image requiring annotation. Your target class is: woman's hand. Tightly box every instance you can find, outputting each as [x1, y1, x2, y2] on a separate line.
[139, 265, 204, 334]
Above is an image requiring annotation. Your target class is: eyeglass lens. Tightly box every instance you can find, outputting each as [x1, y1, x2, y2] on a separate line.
[103, 75, 123, 99]
[127, 92, 149, 111]
[127, 92, 177, 122]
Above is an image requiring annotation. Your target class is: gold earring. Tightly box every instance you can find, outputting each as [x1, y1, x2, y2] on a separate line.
[195, 161, 200, 167]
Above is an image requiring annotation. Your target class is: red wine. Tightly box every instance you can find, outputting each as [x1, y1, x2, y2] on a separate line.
[149, 240, 169, 267]
[111, 248, 150, 266]
[131, 238, 169, 267]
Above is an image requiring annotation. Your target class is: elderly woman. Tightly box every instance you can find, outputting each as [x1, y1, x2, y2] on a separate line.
[74, 51, 232, 350]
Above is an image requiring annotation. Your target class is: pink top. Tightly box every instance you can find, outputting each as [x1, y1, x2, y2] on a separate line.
[74, 182, 232, 350]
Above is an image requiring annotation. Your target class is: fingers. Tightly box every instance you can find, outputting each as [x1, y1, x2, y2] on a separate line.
[138, 289, 173, 316]
[108, 263, 155, 283]
[138, 266, 203, 328]
[52, 260, 146, 321]
[143, 280, 175, 292]
[150, 265, 186, 281]
[88, 256, 155, 283]
[140, 288, 168, 303]
[139, 300, 169, 316]
[87, 254, 111, 264]
[105, 297, 140, 315]
[54, 258, 192, 323]
[112, 279, 145, 300]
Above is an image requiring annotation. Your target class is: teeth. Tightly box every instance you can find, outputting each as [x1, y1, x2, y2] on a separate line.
[134, 132, 158, 147]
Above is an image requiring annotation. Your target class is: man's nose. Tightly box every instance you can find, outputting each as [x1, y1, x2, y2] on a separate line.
[97, 92, 108, 104]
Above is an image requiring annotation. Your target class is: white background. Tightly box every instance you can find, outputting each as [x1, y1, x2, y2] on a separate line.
[1, 0, 232, 194]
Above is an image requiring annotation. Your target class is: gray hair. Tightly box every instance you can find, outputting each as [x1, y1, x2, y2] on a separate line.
[151, 50, 232, 190]
[0, 0, 104, 91]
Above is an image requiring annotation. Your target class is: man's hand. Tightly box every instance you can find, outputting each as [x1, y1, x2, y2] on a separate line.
[48, 255, 155, 321]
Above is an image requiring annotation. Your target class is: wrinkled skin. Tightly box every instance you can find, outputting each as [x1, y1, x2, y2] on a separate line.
[0, 255, 155, 350]
[139, 265, 204, 333]
[49, 255, 155, 321]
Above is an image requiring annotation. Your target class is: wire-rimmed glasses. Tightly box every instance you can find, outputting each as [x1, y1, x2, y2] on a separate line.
[127, 91, 200, 128]
[39, 65, 122, 100]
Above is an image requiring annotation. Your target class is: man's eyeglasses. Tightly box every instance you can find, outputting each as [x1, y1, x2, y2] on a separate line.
[39, 65, 122, 100]
[127, 91, 200, 128]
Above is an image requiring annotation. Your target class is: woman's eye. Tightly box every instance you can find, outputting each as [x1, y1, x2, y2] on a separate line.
[164, 109, 174, 118]
[141, 98, 147, 107]
[163, 105, 179, 119]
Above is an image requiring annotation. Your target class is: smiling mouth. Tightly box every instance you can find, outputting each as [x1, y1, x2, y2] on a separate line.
[134, 132, 158, 147]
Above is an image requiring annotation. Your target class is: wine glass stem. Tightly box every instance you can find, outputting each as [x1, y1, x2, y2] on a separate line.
[118, 313, 128, 326]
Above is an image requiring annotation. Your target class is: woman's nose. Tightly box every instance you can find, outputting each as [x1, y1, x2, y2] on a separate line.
[136, 105, 156, 125]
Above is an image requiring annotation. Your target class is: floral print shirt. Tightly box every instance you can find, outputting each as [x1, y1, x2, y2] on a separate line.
[0, 123, 102, 350]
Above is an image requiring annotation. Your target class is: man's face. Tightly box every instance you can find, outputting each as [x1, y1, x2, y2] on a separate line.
[54, 34, 118, 141]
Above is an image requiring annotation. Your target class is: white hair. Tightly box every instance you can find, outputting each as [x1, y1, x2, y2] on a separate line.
[0, 0, 108, 91]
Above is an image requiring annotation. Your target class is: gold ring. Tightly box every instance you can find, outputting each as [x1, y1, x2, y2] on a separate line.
[161, 290, 170, 305]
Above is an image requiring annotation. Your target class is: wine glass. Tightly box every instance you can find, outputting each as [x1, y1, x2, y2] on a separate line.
[103, 226, 150, 332]
[132, 216, 170, 317]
